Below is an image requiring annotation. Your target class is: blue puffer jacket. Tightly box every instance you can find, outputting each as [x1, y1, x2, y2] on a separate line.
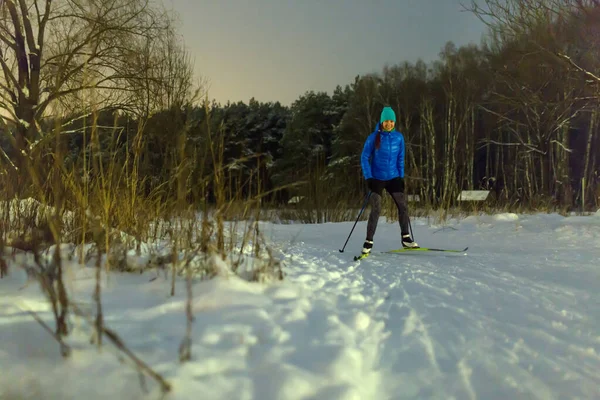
[360, 123, 405, 181]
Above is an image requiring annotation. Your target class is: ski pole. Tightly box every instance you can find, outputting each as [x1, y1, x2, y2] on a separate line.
[408, 215, 415, 242]
[339, 191, 372, 253]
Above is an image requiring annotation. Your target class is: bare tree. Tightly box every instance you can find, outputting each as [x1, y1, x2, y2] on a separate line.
[427, 43, 487, 208]
[465, 0, 600, 205]
[0, 0, 185, 167]
[123, 15, 198, 118]
[419, 96, 437, 206]
[466, 0, 600, 86]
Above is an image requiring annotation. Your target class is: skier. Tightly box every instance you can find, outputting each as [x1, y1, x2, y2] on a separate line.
[360, 106, 418, 256]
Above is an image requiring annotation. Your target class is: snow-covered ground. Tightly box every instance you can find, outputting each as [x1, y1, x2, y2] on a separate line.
[1, 212, 599, 399]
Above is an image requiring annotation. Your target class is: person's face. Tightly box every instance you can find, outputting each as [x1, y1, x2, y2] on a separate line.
[382, 120, 395, 131]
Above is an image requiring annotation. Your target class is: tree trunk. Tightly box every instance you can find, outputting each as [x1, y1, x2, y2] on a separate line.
[583, 109, 596, 208]
[466, 107, 475, 190]
[421, 99, 437, 207]
[441, 97, 454, 208]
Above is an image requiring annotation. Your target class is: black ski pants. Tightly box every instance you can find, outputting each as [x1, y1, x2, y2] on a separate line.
[366, 177, 410, 241]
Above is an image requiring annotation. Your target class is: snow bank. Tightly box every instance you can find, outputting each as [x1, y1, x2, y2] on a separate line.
[0, 265, 384, 399]
[0, 197, 75, 226]
[492, 212, 519, 221]
[459, 212, 520, 227]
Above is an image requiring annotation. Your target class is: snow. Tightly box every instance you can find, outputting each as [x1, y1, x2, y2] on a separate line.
[1, 212, 599, 399]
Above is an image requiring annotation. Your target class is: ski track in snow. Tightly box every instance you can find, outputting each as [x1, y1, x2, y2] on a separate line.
[274, 215, 600, 400]
[1, 213, 599, 399]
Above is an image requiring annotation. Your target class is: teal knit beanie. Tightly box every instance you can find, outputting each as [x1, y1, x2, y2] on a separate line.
[380, 106, 396, 123]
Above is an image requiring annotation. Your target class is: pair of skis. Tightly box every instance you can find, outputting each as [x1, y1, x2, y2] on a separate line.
[353, 246, 469, 261]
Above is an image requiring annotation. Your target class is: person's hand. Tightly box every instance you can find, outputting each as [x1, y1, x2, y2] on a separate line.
[366, 178, 374, 192]
[399, 177, 405, 193]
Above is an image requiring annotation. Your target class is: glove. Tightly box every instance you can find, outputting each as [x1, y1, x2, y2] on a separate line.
[366, 178, 375, 192]
[398, 177, 405, 193]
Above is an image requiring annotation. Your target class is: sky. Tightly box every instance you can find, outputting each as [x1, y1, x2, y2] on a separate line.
[164, 0, 489, 106]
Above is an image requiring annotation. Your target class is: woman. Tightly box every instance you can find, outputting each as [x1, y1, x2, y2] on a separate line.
[360, 106, 418, 255]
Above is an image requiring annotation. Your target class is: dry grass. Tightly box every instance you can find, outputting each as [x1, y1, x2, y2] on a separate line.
[273, 185, 595, 228]
[0, 101, 282, 396]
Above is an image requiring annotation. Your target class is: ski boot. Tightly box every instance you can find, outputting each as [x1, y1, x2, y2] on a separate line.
[402, 234, 419, 248]
[361, 239, 373, 255]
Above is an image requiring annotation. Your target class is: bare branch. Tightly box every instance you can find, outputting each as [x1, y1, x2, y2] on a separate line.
[17, 0, 38, 57]
[0, 45, 21, 96]
[0, 27, 18, 50]
[0, 145, 19, 171]
[27, 309, 71, 357]
[478, 138, 546, 154]
[550, 139, 573, 152]
[558, 52, 600, 83]
[70, 302, 172, 394]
